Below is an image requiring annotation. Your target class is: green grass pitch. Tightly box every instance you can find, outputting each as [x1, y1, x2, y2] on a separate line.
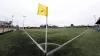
[0, 28, 100, 56]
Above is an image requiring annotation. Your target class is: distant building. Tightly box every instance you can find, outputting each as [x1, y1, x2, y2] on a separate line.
[95, 18, 100, 31]
[0, 21, 12, 28]
[95, 18, 100, 26]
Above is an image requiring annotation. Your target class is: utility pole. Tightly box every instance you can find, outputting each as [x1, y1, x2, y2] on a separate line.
[93, 15, 97, 23]
[12, 15, 14, 30]
[23, 16, 26, 30]
[7, 19, 9, 31]
[93, 15, 97, 27]
[2, 23, 4, 33]
[17, 20, 18, 26]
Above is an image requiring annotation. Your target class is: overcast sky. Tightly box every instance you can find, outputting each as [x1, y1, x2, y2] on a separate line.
[0, 0, 100, 27]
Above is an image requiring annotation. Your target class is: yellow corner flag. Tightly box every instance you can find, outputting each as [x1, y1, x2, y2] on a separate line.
[37, 3, 48, 16]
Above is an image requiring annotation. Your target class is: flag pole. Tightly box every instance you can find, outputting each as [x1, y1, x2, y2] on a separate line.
[45, 16, 48, 56]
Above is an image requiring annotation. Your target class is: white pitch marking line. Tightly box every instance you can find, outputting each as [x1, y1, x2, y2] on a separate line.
[47, 29, 89, 56]
[23, 30, 46, 53]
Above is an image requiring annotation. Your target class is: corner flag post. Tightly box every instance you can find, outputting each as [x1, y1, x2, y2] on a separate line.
[37, 3, 48, 55]
[45, 16, 48, 54]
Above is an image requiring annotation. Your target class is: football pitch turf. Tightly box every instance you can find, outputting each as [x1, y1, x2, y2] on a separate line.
[0, 28, 100, 56]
